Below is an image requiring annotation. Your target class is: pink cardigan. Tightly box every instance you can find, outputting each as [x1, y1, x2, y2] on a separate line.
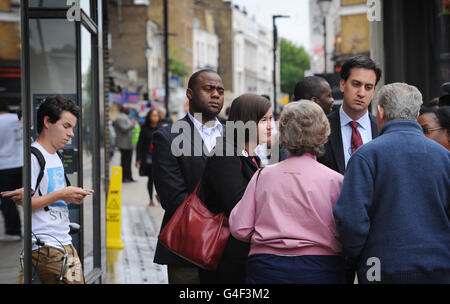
[229, 154, 344, 257]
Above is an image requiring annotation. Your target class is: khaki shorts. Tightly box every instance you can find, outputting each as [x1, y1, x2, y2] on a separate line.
[18, 244, 84, 284]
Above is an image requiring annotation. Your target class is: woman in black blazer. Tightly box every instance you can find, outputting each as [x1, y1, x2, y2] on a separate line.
[198, 94, 273, 284]
[136, 109, 160, 206]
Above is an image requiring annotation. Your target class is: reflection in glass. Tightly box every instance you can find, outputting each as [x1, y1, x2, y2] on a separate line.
[30, 0, 91, 17]
[80, 0, 91, 17]
[81, 26, 94, 275]
[29, 0, 70, 8]
[29, 19, 77, 98]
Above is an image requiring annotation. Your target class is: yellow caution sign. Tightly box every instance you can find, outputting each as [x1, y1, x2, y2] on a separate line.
[106, 167, 124, 249]
[279, 94, 290, 105]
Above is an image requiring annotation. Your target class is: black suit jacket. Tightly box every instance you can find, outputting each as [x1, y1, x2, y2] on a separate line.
[317, 108, 378, 175]
[152, 115, 222, 266]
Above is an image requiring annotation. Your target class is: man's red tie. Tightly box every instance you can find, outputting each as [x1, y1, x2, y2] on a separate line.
[350, 121, 363, 154]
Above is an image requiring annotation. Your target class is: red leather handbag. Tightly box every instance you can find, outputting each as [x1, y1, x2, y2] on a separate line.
[158, 181, 230, 271]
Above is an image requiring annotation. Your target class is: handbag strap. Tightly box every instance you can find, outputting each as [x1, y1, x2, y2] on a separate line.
[194, 157, 263, 196]
[256, 167, 264, 182]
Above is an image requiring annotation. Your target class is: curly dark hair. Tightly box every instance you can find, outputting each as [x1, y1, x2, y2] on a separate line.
[36, 95, 80, 134]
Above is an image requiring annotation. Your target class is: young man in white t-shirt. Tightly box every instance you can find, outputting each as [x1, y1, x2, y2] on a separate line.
[2, 95, 93, 284]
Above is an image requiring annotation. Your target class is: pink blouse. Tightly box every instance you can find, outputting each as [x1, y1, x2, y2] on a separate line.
[229, 154, 344, 256]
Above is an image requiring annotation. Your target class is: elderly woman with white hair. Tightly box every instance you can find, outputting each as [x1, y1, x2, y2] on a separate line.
[229, 100, 346, 284]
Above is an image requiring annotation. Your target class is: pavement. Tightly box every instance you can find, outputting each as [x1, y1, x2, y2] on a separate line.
[0, 194, 24, 284]
[105, 151, 167, 284]
[0, 150, 168, 284]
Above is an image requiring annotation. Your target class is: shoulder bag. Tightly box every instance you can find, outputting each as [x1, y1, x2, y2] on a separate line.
[158, 179, 230, 271]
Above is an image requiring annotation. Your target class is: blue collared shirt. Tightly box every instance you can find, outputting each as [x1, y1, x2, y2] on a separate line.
[339, 106, 373, 167]
[187, 112, 223, 152]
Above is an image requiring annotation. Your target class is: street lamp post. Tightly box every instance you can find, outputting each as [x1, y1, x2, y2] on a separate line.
[318, 0, 332, 74]
[163, 0, 170, 118]
[272, 14, 290, 116]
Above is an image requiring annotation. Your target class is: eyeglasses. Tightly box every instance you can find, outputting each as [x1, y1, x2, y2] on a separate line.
[422, 127, 444, 135]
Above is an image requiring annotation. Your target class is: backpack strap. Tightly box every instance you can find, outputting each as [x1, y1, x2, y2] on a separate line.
[30, 146, 45, 197]
[56, 150, 71, 187]
[31, 147, 71, 212]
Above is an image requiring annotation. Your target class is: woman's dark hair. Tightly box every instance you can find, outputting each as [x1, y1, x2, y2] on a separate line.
[419, 106, 450, 132]
[228, 93, 271, 124]
[142, 108, 160, 128]
[340, 55, 382, 85]
[228, 93, 271, 144]
[436, 106, 450, 132]
[37, 95, 80, 134]
[419, 105, 437, 116]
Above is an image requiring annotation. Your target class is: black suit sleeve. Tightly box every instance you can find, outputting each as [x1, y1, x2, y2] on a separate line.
[202, 156, 247, 217]
[152, 128, 188, 215]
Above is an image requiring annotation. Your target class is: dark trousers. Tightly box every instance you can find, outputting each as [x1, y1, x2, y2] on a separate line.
[119, 149, 133, 181]
[0, 167, 22, 236]
[147, 167, 154, 199]
[167, 265, 200, 284]
[246, 254, 346, 284]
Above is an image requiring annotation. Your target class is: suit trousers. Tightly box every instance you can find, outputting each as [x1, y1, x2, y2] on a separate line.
[167, 265, 200, 284]
[119, 148, 133, 181]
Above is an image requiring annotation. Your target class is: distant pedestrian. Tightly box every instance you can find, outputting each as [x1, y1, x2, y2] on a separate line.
[114, 105, 136, 182]
[334, 83, 450, 283]
[230, 100, 346, 284]
[198, 93, 272, 284]
[136, 109, 160, 206]
[0, 100, 23, 242]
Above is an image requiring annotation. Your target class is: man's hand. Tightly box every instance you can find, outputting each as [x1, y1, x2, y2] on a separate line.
[1, 188, 26, 205]
[61, 186, 94, 204]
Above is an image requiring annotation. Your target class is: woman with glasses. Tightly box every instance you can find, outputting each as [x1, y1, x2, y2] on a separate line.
[418, 106, 450, 150]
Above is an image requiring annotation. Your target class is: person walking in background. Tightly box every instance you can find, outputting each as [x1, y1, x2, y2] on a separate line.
[114, 105, 136, 183]
[293, 76, 335, 114]
[152, 69, 225, 284]
[198, 93, 272, 284]
[334, 83, 450, 283]
[0, 100, 23, 241]
[418, 106, 450, 150]
[136, 109, 160, 206]
[229, 100, 346, 284]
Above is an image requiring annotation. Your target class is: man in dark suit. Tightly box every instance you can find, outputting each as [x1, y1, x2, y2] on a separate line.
[152, 69, 225, 284]
[318, 55, 382, 175]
